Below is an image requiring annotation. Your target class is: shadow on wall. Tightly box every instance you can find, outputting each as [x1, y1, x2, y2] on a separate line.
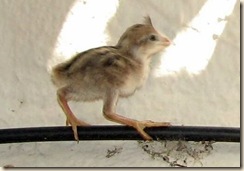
[1, 0, 238, 128]
[49, 0, 120, 70]
[105, 0, 239, 126]
[105, 0, 207, 45]
[0, 0, 76, 127]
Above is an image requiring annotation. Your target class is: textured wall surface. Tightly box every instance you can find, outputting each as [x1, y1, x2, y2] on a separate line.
[0, 0, 240, 167]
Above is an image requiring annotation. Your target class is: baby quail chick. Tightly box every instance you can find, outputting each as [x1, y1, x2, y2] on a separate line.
[51, 16, 171, 141]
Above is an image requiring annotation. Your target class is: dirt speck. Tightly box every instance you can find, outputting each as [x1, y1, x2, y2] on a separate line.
[138, 140, 215, 167]
[106, 146, 123, 158]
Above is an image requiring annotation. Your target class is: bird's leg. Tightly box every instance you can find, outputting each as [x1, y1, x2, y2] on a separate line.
[103, 90, 171, 141]
[57, 89, 89, 141]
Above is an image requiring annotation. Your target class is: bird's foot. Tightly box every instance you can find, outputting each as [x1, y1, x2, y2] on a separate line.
[135, 120, 171, 141]
[66, 118, 89, 142]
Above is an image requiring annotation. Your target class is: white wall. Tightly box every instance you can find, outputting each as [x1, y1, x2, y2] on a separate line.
[0, 0, 240, 167]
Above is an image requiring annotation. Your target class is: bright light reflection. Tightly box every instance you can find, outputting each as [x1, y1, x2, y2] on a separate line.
[48, 0, 118, 72]
[154, 0, 237, 77]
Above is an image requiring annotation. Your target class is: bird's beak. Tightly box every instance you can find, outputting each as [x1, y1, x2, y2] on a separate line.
[162, 37, 171, 46]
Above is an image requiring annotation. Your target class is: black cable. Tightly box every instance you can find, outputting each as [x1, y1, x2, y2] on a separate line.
[0, 125, 240, 144]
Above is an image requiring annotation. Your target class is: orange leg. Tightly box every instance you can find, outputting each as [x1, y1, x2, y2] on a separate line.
[103, 90, 171, 141]
[57, 91, 89, 141]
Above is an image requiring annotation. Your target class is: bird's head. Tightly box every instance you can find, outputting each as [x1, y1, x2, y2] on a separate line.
[116, 16, 171, 59]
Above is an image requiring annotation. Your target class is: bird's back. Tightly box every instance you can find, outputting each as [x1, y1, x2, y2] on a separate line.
[51, 46, 142, 93]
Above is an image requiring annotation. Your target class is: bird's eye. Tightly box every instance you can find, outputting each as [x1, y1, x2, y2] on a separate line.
[149, 35, 157, 41]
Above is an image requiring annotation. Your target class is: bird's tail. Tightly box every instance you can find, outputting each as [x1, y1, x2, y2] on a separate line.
[51, 61, 72, 88]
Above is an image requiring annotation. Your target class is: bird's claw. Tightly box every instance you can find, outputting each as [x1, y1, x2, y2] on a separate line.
[66, 118, 90, 142]
[135, 120, 171, 141]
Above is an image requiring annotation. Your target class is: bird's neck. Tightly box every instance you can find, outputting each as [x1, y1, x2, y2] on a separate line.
[116, 45, 151, 65]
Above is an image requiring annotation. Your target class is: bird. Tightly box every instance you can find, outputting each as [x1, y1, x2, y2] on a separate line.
[51, 16, 171, 141]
